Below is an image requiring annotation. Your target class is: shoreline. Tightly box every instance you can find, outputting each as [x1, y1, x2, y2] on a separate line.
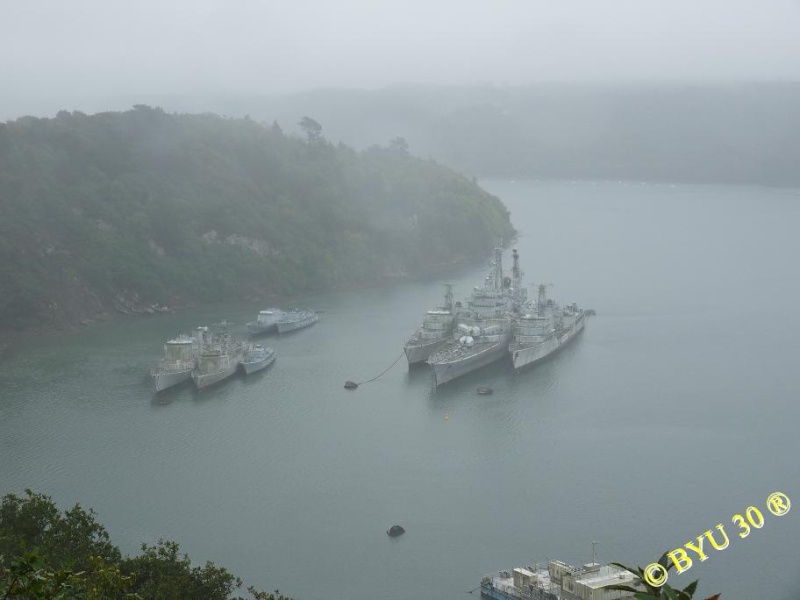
[0, 253, 487, 359]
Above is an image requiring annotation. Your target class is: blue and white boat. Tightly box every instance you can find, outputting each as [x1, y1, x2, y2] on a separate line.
[276, 309, 318, 334]
[247, 308, 284, 336]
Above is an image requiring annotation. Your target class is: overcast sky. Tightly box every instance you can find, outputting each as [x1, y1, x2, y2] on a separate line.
[3, 0, 800, 119]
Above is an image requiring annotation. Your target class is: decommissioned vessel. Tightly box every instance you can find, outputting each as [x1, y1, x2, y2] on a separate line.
[276, 309, 318, 333]
[240, 344, 276, 375]
[151, 334, 197, 392]
[510, 284, 586, 371]
[480, 559, 637, 600]
[247, 308, 283, 336]
[404, 284, 459, 366]
[191, 323, 246, 390]
[427, 247, 526, 386]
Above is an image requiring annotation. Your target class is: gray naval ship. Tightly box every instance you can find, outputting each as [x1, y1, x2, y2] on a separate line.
[191, 322, 246, 390]
[404, 284, 460, 366]
[509, 283, 586, 371]
[151, 333, 198, 392]
[427, 247, 527, 386]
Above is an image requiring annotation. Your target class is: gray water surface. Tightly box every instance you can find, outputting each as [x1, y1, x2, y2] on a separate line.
[2, 180, 800, 600]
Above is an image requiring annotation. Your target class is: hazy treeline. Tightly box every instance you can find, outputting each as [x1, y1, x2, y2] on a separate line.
[194, 82, 800, 186]
[0, 106, 513, 331]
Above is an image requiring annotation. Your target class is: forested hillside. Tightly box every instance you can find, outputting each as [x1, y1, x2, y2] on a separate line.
[0, 106, 514, 332]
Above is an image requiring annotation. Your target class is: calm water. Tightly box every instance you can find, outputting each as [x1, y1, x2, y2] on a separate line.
[2, 180, 800, 600]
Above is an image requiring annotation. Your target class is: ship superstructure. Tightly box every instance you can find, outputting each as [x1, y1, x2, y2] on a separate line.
[151, 334, 197, 392]
[191, 322, 246, 390]
[510, 284, 586, 371]
[404, 284, 460, 366]
[481, 559, 637, 600]
[427, 247, 524, 385]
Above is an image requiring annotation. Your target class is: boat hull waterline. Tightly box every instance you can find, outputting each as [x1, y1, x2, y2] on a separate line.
[276, 310, 319, 334]
[511, 315, 586, 370]
[429, 332, 512, 386]
[241, 347, 276, 375]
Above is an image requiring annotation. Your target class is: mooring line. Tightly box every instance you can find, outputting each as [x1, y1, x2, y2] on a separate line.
[345, 351, 405, 389]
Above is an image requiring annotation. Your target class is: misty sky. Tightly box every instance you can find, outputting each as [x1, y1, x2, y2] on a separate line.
[3, 0, 800, 119]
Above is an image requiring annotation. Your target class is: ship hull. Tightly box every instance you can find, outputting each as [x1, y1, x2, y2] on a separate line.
[192, 362, 239, 390]
[480, 580, 557, 600]
[480, 583, 521, 600]
[511, 313, 586, 370]
[247, 322, 277, 336]
[241, 352, 275, 375]
[404, 338, 449, 366]
[276, 315, 318, 333]
[152, 369, 192, 393]
[429, 338, 510, 386]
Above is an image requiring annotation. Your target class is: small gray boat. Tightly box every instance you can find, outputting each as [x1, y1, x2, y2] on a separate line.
[240, 344, 276, 375]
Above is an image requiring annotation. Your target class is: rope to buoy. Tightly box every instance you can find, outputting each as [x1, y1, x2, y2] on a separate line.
[345, 351, 405, 389]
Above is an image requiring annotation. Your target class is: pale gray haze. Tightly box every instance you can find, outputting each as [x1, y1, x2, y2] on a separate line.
[2, 0, 800, 119]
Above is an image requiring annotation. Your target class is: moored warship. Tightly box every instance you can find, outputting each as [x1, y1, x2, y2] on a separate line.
[510, 284, 586, 371]
[151, 334, 197, 392]
[276, 309, 318, 333]
[427, 247, 526, 386]
[191, 323, 246, 390]
[404, 284, 460, 366]
[247, 308, 283, 336]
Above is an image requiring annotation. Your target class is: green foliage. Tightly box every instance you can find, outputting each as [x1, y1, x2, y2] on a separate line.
[606, 554, 718, 600]
[0, 550, 135, 599]
[0, 491, 289, 600]
[0, 490, 120, 573]
[0, 106, 514, 331]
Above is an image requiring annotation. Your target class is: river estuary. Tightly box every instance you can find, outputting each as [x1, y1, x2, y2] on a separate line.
[2, 180, 800, 600]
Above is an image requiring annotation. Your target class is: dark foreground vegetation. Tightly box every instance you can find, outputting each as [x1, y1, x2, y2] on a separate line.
[0, 490, 290, 599]
[0, 106, 514, 332]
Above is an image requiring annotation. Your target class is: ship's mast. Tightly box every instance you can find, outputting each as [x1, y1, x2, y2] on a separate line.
[537, 284, 547, 317]
[443, 283, 453, 311]
[492, 246, 503, 291]
[512, 247, 520, 287]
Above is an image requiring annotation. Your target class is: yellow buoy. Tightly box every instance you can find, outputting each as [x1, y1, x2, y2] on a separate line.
[444, 413, 449, 420]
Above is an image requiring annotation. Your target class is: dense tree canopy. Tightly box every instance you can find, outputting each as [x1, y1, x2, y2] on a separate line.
[0, 490, 290, 600]
[0, 106, 514, 331]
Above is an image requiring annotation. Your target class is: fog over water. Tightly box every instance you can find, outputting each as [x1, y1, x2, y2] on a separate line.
[3, 0, 800, 119]
[2, 181, 800, 600]
[3, 1, 800, 598]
